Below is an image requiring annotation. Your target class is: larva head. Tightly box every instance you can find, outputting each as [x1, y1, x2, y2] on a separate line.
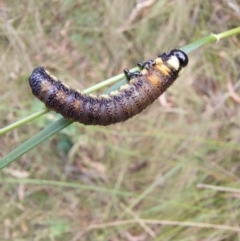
[169, 49, 188, 68]
[158, 49, 188, 71]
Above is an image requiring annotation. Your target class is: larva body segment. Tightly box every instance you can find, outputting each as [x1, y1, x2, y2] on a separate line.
[29, 49, 188, 125]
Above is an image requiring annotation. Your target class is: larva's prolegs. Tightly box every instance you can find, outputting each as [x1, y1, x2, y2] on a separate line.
[124, 69, 142, 81]
[137, 62, 144, 69]
[137, 59, 156, 70]
[29, 49, 188, 125]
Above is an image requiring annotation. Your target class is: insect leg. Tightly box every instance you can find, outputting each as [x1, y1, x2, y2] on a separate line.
[137, 59, 156, 70]
[157, 52, 169, 61]
[124, 69, 142, 81]
[137, 62, 144, 69]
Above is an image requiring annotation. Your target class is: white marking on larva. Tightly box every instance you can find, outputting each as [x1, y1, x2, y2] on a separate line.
[155, 58, 163, 65]
[166, 56, 180, 70]
[101, 94, 111, 99]
[76, 89, 83, 94]
[89, 94, 97, 98]
[141, 69, 148, 75]
[109, 90, 120, 96]
[50, 74, 58, 81]
[120, 84, 130, 91]
[62, 82, 71, 89]
[129, 79, 137, 84]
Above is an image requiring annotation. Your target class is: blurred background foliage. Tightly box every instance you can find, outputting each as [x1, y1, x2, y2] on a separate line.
[1, 0, 240, 240]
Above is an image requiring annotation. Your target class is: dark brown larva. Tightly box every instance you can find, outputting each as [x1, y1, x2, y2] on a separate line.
[29, 49, 188, 125]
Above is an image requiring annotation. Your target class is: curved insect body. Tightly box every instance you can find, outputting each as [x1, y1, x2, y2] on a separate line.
[29, 49, 188, 125]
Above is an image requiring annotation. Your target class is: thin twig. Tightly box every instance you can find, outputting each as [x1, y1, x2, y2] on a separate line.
[227, 79, 240, 103]
[197, 183, 240, 194]
[87, 219, 240, 232]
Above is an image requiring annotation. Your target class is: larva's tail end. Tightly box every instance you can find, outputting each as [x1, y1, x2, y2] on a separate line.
[29, 66, 46, 79]
[29, 66, 47, 96]
[29, 66, 48, 83]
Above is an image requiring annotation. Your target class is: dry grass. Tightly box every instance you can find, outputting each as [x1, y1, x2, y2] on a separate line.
[1, 0, 240, 240]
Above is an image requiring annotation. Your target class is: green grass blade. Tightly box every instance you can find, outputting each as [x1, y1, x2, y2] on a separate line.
[0, 118, 72, 169]
[181, 26, 240, 53]
[0, 109, 49, 136]
[181, 36, 216, 53]
[0, 178, 136, 197]
[83, 71, 127, 93]
[1, 27, 240, 169]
